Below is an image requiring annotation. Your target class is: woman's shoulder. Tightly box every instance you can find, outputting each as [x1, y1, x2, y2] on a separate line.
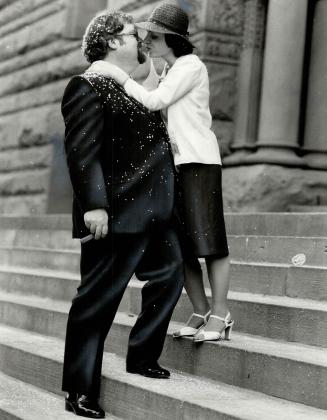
[175, 54, 204, 70]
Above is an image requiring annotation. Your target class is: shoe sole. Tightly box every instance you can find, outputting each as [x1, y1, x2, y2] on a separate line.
[126, 369, 170, 379]
[65, 400, 105, 418]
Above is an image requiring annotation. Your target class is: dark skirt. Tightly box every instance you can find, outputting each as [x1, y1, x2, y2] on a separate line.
[176, 163, 229, 259]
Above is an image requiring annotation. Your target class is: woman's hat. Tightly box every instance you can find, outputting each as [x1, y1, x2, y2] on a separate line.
[136, 2, 191, 41]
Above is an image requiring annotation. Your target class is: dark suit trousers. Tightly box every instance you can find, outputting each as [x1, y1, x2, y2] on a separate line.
[62, 226, 184, 398]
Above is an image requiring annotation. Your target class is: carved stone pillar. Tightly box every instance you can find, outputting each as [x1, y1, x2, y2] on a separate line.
[302, 0, 327, 170]
[246, 0, 308, 166]
[224, 0, 267, 166]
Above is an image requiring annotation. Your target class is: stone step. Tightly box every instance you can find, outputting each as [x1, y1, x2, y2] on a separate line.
[0, 212, 326, 237]
[128, 283, 327, 348]
[1, 270, 327, 347]
[1, 261, 326, 302]
[0, 292, 326, 409]
[228, 235, 327, 266]
[1, 324, 327, 419]
[0, 372, 121, 420]
[0, 228, 327, 267]
[0, 232, 326, 280]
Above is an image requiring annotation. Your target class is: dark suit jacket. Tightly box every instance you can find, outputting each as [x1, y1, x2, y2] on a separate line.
[61, 73, 176, 238]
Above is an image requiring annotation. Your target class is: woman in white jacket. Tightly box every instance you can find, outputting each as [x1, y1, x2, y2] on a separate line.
[89, 2, 234, 342]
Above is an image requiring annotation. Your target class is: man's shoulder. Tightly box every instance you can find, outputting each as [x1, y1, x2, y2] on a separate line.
[64, 73, 117, 97]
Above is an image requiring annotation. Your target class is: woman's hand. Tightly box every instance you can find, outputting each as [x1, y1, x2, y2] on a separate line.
[87, 61, 129, 85]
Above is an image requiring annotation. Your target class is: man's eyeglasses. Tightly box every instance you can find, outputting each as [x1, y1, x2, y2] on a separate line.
[116, 30, 139, 41]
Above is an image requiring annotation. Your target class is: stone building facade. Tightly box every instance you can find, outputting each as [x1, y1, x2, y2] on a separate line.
[0, 0, 326, 214]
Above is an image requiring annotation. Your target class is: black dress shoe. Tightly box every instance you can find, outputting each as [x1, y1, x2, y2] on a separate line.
[126, 361, 170, 379]
[65, 393, 105, 418]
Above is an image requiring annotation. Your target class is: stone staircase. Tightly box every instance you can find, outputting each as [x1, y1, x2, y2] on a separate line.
[0, 213, 327, 419]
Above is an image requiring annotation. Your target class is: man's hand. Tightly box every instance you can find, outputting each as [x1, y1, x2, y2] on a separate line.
[84, 209, 108, 240]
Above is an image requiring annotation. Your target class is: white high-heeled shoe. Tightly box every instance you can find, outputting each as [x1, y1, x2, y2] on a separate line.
[193, 312, 234, 342]
[172, 310, 211, 338]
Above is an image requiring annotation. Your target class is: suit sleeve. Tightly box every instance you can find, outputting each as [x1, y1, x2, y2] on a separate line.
[61, 77, 109, 213]
[123, 56, 202, 111]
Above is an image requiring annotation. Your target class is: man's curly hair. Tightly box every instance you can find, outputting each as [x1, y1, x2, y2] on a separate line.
[82, 11, 134, 63]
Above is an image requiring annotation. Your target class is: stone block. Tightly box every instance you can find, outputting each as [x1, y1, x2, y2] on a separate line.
[0, 49, 85, 97]
[0, 104, 64, 150]
[0, 145, 52, 172]
[206, 60, 237, 121]
[0, 79, 67, 115]
[0, 194, 47, 214]
[0, 0, 64, 38]
[0, 9, 66, 61]
[222, 164, 327, 212]
[62, 0, 107, 40]
[111, 0, 157, 12]
[0, 0, 54, 27]
[0, 39, 80, 77]
[0, 169, 49, 195]
[193, 31, 241, 63]
[187, 0, 244, 36]
[211, 119, 234, 156]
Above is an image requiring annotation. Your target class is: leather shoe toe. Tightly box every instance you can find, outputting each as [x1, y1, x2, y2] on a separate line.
[65, 393, 105, 418]
[126, 362, 170, 379]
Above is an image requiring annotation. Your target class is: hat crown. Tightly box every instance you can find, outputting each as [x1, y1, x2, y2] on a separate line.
[148, 2, 189, 36]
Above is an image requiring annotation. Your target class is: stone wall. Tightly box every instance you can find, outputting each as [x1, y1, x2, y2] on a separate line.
[0, 0, 109, 214]
[0, 0, 245, 214]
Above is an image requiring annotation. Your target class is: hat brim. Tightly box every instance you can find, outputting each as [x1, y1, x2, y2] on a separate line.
[136, 21, 193, 45]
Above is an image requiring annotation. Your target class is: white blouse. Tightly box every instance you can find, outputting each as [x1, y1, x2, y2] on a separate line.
[124, 54, 222, 166]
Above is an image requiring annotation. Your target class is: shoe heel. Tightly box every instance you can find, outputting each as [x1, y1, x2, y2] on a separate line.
[224, 322, 234, 341]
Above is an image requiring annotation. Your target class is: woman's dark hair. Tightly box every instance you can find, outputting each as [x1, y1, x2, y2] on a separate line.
[165, 34, 194, 57]
[82, 11, 133, 63]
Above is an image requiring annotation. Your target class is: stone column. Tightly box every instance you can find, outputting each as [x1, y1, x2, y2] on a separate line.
[246, 0, 308, 166]
[224, 0, 267, 166]
[302, 0, 327, 170]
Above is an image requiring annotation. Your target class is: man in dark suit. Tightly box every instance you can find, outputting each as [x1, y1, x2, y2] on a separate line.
[61, 10, 184, 419]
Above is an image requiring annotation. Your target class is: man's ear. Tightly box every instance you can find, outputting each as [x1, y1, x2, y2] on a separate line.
[108, 38, 119, 50]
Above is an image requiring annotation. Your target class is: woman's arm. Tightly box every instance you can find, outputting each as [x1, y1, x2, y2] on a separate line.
[89, 57, 202, 111]
[124, 57, 201, 111]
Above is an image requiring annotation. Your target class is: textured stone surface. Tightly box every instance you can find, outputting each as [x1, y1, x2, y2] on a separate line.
[0, 194, 47, 214]
[0, 39, 80, 76]
[0, 49, 85, 97]
[187, 0, 244, 35]
[222, 164, 327, 212]
[0, 0, 63, 38]
[0, 169, 49, 195]
[0, 145, 52, 172]
[206, 61, 237, 121]
[212, 119, 234, 157]
[63, 0, 107, 39]
[194, 31, 242, 62]
[0, 104, 64, 150]
[0, 80, 67, 116]
[0, 9, 66, 61]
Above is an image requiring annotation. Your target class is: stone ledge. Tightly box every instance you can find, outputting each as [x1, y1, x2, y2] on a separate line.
[222, 164, 327, 212]
[0, 80, 68, 116]
[0, 0, 61, 38]
[0, 39, 80, 76]
[0, 49, 85, 97]
[0, 145, 53, 172]
[0, 9, 66, 61]
[0, 104, 63, 149]
[0, 194, 47, 214]
[0, 169, 50, 195]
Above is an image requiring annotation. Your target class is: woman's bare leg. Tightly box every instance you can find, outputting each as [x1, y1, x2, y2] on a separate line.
[203, 255, 231, 331]
[182, 258, 210, 328]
